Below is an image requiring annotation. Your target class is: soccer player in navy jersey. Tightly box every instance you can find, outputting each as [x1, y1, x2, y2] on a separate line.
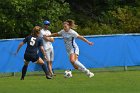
[15, 26, 52, 80]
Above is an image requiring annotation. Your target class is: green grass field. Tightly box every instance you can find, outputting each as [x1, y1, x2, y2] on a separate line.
[0, 70, 140, 93]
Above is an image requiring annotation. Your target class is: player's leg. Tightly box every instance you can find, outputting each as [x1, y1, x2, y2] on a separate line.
[75, 58, 94, 78]
[70, 53, 94, 78]
[47, 61, 53, 76]
[70, 53, 88, 71]
[48, 62, 56, 76]
[21, 60, 29, 80]
[45, 48, 55, 76]
[49, 49, 55, 76]
[36, 57, 52, 79]
[45, 49, 53, 76]
[69, 54, 79, 69]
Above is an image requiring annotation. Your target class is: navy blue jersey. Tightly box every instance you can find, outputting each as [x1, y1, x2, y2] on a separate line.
[23, 35, 43, 62]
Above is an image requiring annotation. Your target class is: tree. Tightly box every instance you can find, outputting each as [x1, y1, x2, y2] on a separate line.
[110, 6, 140, 33]
[0, 0, 70, 39]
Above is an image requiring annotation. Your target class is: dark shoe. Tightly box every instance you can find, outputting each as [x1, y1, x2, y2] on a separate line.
[20, 77, 24, 80]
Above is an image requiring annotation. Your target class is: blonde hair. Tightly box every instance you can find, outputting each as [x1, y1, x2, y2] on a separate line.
[31, 26, 41, 36]
[65, 19, 78, 29]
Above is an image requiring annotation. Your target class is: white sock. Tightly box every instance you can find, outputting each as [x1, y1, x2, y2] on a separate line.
[74, 60, 90, 74]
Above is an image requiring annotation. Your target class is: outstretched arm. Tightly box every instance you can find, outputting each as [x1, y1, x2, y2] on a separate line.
[40, 46, 48, 60]
[16, 42, 24, 54]
[46, 33, 59, 37]
[43, 36, 54, 42]
[77, 35, 93, 45]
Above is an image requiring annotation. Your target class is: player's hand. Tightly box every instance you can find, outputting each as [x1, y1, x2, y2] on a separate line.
[88, 41, 94, 46]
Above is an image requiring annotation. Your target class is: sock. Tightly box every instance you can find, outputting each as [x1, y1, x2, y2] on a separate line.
[41, 64, 48, 76]
[74, 60, 90, 74]
[21, 65, 28, 79]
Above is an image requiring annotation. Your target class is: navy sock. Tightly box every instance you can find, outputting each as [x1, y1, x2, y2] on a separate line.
[41, 64, 48, 76]
[21, 65, 28, 79]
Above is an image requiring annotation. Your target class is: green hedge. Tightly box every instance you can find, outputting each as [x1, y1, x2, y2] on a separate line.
[0, 0, 140, 39]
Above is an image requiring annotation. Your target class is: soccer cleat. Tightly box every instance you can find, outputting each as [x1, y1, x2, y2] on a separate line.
[46, 75, 52, 79]
[88, 72, 94, 78]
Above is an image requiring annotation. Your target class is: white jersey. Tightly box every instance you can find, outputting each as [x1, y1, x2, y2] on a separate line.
[58, 29, 79, 55]
[40, 29, 53, 50]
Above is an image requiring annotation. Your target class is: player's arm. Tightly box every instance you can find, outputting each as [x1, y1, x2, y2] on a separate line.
[40, 46, 48, 60]
[39, 38, 48, 60]
[77, 35, 93, 45]
[46, 33, 59, 37]
[40, 46, 46, 56]
[43, 35, 54, 42]
[16, 42, 24, 54]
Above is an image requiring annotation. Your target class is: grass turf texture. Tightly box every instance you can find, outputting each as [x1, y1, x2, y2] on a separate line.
[0, 70, 140, 93]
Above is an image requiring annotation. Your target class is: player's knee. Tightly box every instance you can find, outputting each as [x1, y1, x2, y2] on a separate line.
[37, 57, 45, 65]
[70, 59, 76, 64]
[39, 61, 44, 65]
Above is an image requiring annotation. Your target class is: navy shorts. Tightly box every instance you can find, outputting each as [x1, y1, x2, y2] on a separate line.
[24, 53, 39, 62]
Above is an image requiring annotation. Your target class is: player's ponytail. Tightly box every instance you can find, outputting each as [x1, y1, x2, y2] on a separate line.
[31, 26, 41, 36]
[65, 19, 78, 29]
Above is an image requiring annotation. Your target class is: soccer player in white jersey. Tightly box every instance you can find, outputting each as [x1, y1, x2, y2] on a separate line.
[40, 20, 55, 76]
[46, 19, 94, 78]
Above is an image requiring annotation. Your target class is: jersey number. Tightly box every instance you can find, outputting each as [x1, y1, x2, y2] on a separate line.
[30, 37, 36, 46]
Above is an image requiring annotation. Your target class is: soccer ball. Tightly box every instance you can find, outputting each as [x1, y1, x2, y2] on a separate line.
[64, 70, 72, 78]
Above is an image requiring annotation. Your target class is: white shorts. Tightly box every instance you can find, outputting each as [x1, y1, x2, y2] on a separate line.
[45, 48, 54, 61]
[67, 47, 79, 56]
